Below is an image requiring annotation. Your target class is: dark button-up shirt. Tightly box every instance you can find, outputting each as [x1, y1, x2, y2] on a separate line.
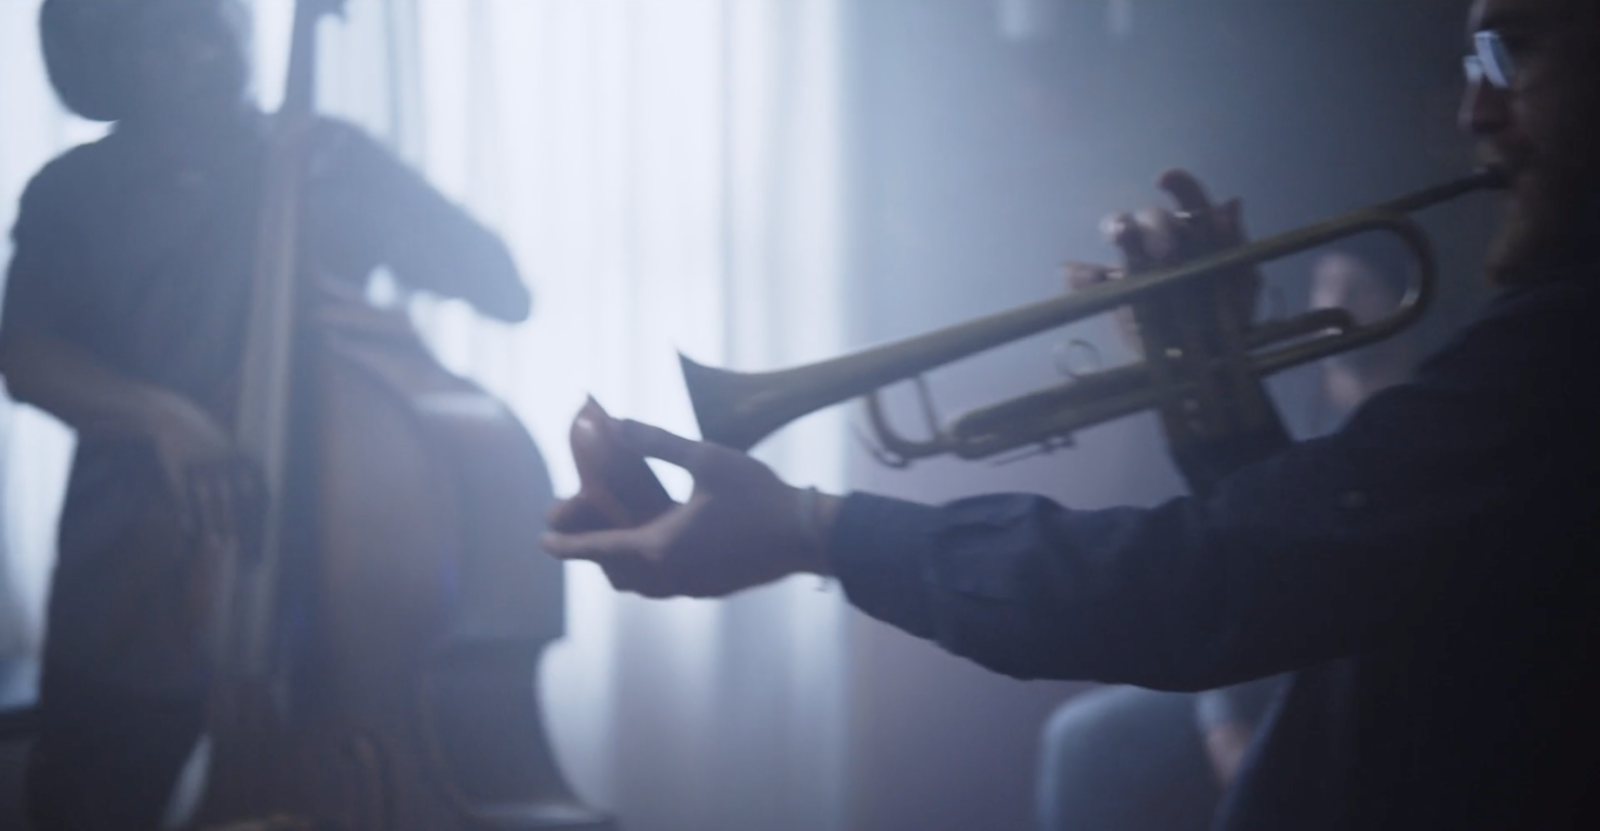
[2, 113, 523, 694]
[830, 267, 1600, 829]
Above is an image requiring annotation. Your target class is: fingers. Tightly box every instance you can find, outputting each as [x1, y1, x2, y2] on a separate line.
[1102, 210, 1178, 269]
[586, 406, 727, 480]
[544, 526, 683, 598]
[1064, 262, 1116, 292]
[1098, 213, 1139, 268]
[1132, 207, 1183, 262]
[599, 559, 676, 599]
[1157, 169, 1216, 213]
[1098, 172, 1244, 271]
[547, 496, 613, 534]
[1160, 171, 1250, 250]
[1066, 261, 1145, 355]
[172, 455, 267, 558]
[543, 526, 659, 564]
[618, 419, 713, 471]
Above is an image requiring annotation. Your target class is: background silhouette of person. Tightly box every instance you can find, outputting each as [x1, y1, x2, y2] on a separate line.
[0, 2, 528, 828]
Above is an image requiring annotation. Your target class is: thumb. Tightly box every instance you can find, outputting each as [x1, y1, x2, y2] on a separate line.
[618, 420, 712, 472]
[543, 525, 660, 563]
[1064, 262, 1116, 292]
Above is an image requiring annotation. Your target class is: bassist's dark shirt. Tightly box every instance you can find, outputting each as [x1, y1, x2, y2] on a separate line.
[1, 113, 523, 694]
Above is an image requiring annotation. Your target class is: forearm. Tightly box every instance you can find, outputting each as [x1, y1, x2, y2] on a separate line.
[823, 491, 1263, 689]
[0, 330, 178, 440]
[311, 120, 531, 322]
[382, 199, 529, 321]
[821, 455, 1530, 691]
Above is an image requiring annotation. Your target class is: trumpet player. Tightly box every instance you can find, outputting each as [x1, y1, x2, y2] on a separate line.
[546, 0, 1600, 827]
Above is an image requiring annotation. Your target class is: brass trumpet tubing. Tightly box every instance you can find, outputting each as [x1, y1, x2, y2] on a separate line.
[682, 169, 1506, 457]
[938, 307, 1359, 461]
[1368, 169, 1507, 216]
[947, 365, 1155, 459]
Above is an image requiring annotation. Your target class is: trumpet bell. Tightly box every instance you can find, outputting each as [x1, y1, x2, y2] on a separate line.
[682, 354, 786, 453]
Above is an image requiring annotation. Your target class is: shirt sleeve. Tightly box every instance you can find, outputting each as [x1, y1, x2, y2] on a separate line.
[304, 119, 531, 322]
[828, 279, 1600, 691]
[2, 156, 86, 345]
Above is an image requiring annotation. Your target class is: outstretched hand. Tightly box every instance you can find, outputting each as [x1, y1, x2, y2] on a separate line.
[544, 409, 838, 599]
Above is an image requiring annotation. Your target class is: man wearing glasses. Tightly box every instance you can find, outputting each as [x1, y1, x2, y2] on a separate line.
[548, 1, 1600, 827]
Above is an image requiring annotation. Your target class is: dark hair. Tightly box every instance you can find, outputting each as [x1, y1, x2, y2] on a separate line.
[38, 0, 144, 122]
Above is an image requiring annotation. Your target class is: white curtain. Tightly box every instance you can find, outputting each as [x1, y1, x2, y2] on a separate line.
[1, 2, 851, 829]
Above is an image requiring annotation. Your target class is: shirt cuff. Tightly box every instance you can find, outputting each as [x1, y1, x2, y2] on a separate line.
[827, 492, 941, 640]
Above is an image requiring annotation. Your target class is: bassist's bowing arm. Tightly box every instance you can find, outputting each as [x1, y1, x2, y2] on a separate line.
[302, 120, 531, 323]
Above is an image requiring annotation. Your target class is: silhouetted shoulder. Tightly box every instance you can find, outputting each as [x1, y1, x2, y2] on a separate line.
[10, 131, 135, 238]
[1410, 267, 1600, 402]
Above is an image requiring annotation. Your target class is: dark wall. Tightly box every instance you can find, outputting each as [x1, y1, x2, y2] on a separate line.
[838, 3, 1497, 830]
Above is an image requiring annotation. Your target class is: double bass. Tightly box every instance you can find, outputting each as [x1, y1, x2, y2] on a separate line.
[184, 3, 613, 829]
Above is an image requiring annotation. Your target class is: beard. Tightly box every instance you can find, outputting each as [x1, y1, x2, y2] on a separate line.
[1485, 53, 1600, 284]
[1486, 155, 1600, 284]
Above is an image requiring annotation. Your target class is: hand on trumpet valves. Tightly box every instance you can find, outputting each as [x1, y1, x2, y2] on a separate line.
[545, 402, 841, 599]
[1063, 169, 1262, 355]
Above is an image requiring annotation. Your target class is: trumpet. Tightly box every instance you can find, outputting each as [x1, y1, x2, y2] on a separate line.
[681, 170, 1505, 466]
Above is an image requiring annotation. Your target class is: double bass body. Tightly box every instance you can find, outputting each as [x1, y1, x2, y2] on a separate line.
[194, 300, 613, 831]
[293, 298, 614, 831]
[189, 283, 615, 831]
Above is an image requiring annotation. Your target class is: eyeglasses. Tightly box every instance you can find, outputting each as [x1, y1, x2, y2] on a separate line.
[1463, 30, 1517, 90]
